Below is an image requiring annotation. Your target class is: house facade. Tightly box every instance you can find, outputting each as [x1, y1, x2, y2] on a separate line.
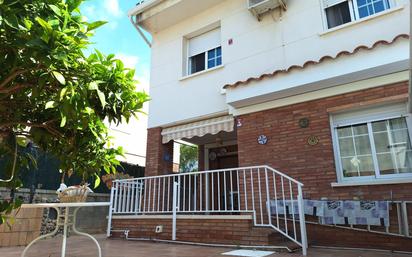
[109, 0, 411, 253]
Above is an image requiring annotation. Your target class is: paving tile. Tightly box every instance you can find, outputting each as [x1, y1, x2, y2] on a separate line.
[0, 235, 410, 257]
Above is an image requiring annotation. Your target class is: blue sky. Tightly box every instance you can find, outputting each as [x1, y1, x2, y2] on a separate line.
[81, 0, 151, 92]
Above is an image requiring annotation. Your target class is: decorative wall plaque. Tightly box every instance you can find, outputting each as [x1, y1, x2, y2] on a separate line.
[299, 118, 309, 128]
[209, 151, 217, 161]
[307, 135, 319, 146]
[257, 135, 268, 145]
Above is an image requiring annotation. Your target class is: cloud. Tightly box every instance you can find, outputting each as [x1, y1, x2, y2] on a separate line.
[103, 0, 123, 18]
[81, 0, 123, 30]
[115, 53, 139, 69]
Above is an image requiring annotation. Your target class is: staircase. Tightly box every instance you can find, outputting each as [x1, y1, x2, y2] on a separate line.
[107, 165, 308, 255]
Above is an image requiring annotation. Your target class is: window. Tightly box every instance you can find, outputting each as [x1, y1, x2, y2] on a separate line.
[207, 47, 222, 69]
[187, 27, 221, 75]
[332, 104, 412, 182]
[188, 46, 221, 74]
[323, 0, 393, 29]
[357, 0, 391, 18]
[190, 52, 205, 74]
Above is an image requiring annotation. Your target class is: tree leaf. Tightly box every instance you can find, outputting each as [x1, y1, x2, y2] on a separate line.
[88, 81, 98, 90]
[52, 71, 66, 85]
[49, 5, 61, 16]
[4, 14, 19, 29]
[96, 89, 106, 107]
[87, 21, 107, 32]
[35, 17, 52, 33]
[60, 87, 68, 100]
[67, 0, 82, 11]
[94, 174, 101, 189]
[60, 115, 66, 127]
[45, 101, 57, 109]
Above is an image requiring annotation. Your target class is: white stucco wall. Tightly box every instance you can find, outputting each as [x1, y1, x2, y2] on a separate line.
[146, 0, 410, 128]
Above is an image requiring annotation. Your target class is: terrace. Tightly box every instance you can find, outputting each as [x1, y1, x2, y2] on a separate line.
[1, 234, 410, 257]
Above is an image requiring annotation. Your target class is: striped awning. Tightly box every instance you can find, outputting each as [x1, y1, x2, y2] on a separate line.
[161, 115, 234, 144]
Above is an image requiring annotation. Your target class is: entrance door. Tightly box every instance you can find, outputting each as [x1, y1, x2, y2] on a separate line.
[207, 144, 239, 211]
[208, 144, 238, 170]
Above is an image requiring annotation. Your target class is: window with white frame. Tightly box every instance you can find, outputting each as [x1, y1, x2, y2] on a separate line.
[322, 0, 395, 29]
[331, 104, 412, 182]
[187, 27, 222, 75]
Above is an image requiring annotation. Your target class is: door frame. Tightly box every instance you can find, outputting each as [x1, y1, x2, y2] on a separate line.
[204, 140, 237, 170]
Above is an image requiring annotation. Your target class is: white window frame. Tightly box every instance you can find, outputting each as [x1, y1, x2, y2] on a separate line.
[188, 46, 222, 75]
[321, 0, 397, 30]
[330, 104, 412, 183]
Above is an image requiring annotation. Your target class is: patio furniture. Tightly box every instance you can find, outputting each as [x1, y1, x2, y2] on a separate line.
[20, 202, 110, 257]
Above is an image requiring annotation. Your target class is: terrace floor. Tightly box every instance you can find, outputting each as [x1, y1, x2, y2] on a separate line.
[1, 234, 410, 257]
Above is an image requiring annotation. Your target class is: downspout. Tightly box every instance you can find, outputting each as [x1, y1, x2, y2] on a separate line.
[129, 15, 152, 48]
[408, 2, 412, 113]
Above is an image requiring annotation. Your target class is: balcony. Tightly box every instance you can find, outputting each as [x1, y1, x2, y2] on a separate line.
[128, 0, 222, 33]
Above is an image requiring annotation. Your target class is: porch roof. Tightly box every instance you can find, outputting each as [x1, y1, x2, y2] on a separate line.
[161, 115, 234, 144]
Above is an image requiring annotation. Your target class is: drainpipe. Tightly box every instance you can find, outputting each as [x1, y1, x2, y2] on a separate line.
[129, 16, 152, 48]
[408, 2, 412, 113]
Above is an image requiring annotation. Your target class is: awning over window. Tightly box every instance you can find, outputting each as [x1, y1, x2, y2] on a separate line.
[161, 115, 234, 144]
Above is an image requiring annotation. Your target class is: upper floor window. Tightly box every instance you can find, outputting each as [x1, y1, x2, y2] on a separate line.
[323, 0, 394, 29]
[331, 104, 412, 183]
[187, 27, 221, 75]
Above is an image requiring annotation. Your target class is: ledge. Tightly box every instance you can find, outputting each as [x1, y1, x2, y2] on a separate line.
[319, 5, 405, 36]
[112, 214, 253, 220]
[331, 178, 412, 187]
[179, 65, 224, 81]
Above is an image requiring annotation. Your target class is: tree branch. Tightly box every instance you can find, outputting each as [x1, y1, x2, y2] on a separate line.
[0, 83, 31, 95]
[0, 69, 28, 89]
[0, 121, 64, 138]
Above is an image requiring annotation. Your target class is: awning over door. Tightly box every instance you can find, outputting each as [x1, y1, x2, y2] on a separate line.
[161, 115, 234, 144]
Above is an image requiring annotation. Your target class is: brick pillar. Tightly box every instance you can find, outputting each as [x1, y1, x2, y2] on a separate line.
[145, 127, 174, 176]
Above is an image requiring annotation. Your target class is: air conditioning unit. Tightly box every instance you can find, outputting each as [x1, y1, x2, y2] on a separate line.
[248, 0, 286, 20]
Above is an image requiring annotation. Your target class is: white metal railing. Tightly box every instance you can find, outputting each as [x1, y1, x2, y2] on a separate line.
[107, 165, 307, 255]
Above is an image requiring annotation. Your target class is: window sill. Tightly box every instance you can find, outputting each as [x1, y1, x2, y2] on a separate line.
[331, 178, 412, 187]
[319, 5, 405, 37]
[180, 65, 224, 81]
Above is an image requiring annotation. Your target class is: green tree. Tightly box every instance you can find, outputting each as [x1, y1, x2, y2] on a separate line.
[179, 144, 198, 173]
[0, 0, 149, 223]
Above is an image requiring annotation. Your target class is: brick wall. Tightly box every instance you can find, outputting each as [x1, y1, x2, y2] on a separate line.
[237, 81, 412, 201]
[146, 127, 174, 176]
[307, 223, 412, 251]
[0, 208, 42, 247]
[111, 216, 412, 251]
[111, 217, 276, 246]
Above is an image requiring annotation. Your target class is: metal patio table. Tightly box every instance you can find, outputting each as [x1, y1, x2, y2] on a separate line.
[20, 202, 110, 257]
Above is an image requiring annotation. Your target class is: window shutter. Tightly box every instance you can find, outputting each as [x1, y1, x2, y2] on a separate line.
[188, 28, 221, 57]
[323, 0, 347, 8]
[332, 103, 407, 127]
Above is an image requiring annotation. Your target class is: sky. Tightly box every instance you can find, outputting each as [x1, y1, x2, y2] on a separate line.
[80, 0, 151, 165]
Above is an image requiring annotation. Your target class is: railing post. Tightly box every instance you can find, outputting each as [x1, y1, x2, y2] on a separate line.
[297, 185, 307, 256]
[107, 183, 115, 237]
[401, 201, 410, 237]
[172, 181, 178, 241]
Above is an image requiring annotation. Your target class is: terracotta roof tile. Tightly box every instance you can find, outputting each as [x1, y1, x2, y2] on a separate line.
[223, 34, 409, 89]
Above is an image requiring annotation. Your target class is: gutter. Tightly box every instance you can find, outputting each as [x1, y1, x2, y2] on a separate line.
[127, 0, 164, 17]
